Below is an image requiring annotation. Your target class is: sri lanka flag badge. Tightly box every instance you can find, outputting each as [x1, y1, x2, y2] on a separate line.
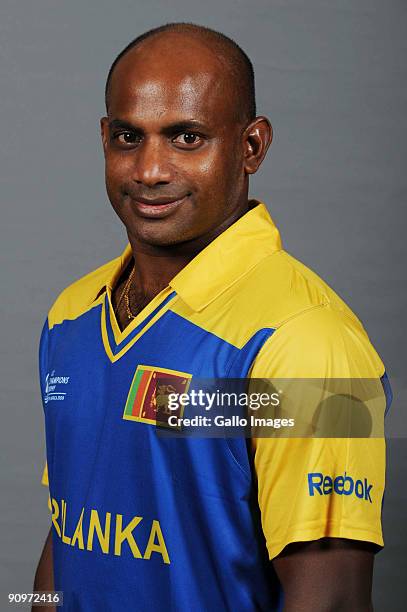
[123, 364, 192, 427]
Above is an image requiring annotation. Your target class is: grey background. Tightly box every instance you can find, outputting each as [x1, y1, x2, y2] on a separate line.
[1, 0, 406, 609]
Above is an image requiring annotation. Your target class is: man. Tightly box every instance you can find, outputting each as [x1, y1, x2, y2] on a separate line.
[34, 22, 391, 611]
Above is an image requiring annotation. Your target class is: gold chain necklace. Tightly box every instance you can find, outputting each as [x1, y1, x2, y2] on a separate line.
[117, 264, 136, 320]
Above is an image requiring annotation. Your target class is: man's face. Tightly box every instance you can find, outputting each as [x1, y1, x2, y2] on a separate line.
[101, 35, 249, 250]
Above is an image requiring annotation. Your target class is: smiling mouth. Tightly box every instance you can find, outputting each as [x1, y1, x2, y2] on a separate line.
[130, 194, 189, 218]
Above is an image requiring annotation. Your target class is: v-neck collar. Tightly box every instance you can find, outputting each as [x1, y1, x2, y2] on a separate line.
[101, 286, 177, 362]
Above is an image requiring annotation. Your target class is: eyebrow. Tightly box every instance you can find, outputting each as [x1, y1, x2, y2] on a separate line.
[108, 119, 209, 135]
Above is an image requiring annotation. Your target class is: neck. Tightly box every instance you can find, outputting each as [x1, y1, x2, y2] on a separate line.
[126, 200, 251, 294]
[129, 250, 191, 296]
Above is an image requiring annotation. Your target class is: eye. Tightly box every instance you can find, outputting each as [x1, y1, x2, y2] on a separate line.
[114, 131, 142, 146]
[173, 132, 203, 147]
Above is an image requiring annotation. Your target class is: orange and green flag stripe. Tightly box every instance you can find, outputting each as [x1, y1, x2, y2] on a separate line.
[123, 367, 152, 418]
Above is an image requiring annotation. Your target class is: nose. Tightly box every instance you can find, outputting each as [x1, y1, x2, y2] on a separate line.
[133, 136, 172, 187]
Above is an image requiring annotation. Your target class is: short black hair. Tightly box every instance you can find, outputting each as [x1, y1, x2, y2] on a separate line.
[104, 22, 256, 123]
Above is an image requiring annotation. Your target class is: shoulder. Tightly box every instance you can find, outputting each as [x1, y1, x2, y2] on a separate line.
[242, 248, 361, 328]
[47, 254, 122, 330]
[243, 250, 385, 377]
[254, 303, 384, 377]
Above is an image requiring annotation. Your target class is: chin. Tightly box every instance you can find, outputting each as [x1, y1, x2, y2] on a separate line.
[132, 224, 190, 249]
[125, 210, 214, 249]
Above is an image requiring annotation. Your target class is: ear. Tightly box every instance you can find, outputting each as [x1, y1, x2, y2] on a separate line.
[100, 117, 109, 153]
[242, 116, 273, 175]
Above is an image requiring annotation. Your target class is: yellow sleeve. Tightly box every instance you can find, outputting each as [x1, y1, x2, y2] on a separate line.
[250, 304, 389, 560]
[41, 462, 49, 486]
[41, 462, 52, 511]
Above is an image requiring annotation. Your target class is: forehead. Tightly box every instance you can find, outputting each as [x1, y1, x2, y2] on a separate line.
[108, 34, 237, 125]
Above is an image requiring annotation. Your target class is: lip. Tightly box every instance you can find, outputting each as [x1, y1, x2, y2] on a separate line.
[131, 195, 189, 219]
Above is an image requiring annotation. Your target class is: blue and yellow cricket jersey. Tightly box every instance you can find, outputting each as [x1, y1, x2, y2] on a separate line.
[40, 202, 391, 611]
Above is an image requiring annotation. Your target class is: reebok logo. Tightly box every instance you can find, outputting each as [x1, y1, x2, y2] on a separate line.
[307, 472, 373, 503]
